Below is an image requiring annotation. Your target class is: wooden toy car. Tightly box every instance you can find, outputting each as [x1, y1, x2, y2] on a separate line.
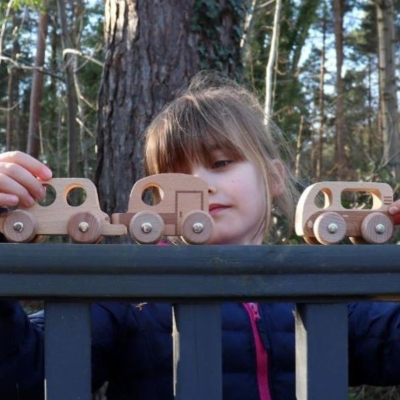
[0, 178, 127, 243]
[295, 181, 394, 245]
[112, 173, 214, 244]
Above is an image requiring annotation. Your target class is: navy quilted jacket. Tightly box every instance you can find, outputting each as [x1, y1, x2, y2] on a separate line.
[1, 300, 400, 400]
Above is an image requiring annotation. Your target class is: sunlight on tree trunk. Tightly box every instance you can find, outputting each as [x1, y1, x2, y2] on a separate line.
[57, 0, 78, 177]
[265, 0, 281, 118]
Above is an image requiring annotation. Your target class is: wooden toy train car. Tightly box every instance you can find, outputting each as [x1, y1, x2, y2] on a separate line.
[0, 174, 213, 245]
[295, 181, 394, 245]
[112, 173, 214, 244]
[0, 178, 127, 243]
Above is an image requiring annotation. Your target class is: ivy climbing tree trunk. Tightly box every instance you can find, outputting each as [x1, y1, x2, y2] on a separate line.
[95, 0, 245, 242]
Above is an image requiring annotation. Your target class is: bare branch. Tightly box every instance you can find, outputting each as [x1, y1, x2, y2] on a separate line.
[0, 0, 16, 67]
[0, 55, 64, 80]
[63, 48, 103, 67]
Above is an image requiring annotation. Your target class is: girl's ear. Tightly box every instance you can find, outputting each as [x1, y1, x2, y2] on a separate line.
[271, 159, 285, 198]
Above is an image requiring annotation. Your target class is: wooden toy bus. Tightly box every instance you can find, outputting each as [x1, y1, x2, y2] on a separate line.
[295, 181, 394, 245]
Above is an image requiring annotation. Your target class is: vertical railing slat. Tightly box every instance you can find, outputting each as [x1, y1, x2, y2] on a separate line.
[173, 303, 222, 400]
[45, 302, 91, 400]
[295, 303, 348, 400]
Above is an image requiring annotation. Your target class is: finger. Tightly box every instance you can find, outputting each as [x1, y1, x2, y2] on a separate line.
[0, 173, 36, 208]
[388, 201, 400, 225]
[0, 193, 19, 208]
[0, 160, 51, 201]
[388, 201, 400, 215]
[0, 151, 52, 180]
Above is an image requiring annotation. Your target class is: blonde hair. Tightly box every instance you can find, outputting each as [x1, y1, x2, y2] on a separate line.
[144, 72, 299, 242]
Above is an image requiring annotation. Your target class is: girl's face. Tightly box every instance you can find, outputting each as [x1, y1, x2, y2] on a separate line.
[190, 149, 268, 245]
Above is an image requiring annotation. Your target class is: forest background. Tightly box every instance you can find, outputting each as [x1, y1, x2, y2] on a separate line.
[0, 0, 399, 399]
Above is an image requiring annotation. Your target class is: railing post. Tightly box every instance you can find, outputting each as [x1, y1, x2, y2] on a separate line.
[45, 302, 91, 400]
[173, 303, 222, 400]
[295, 303, 348, 400]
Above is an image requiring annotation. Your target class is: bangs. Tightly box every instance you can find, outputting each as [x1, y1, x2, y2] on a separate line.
[145, 99, 246, 175]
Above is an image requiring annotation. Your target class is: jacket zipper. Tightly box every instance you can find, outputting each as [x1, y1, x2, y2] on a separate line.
[243, 303, 272, 400]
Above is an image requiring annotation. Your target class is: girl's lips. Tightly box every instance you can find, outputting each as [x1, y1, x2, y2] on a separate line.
[209, 204, 229, 216]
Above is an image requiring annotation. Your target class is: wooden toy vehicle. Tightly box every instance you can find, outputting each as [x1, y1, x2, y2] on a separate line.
[112, 173, 214, 244]
[295, 181, 394, 245]
[0, 178, 127, 243]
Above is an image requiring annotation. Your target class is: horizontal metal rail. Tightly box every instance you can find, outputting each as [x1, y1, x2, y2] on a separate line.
[1, 244, 400, 300]
[0, 243, 399, 400]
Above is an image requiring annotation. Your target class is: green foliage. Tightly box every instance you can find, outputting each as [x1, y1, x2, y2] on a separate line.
[0, 0, 44, 13]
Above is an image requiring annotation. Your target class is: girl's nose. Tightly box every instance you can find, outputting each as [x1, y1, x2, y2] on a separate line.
[192, 166, 217, 194]
[208, 185, 217, 194]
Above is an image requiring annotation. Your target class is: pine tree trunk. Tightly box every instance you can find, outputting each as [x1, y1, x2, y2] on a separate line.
[333, 0, 347, 180]
[376, 0, 400, 180]
[57, 0, 79, 177]
[95, 0, 244, 237]
[265, 0, 282, 118]
[316, 3, 327, 181]
[6, 13, 20, 151]
[27, 10, 49, 158]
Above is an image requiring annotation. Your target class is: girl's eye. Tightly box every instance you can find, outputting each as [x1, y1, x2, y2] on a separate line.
[213, 160, 232, 169]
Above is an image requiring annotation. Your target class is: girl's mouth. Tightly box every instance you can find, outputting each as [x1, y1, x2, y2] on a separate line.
[209, 204, 229, 216]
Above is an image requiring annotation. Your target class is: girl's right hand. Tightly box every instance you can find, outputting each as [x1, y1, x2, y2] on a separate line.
[0, 151, 52, 208]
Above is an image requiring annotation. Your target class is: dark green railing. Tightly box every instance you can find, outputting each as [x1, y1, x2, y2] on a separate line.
[1, 243, 400, 400]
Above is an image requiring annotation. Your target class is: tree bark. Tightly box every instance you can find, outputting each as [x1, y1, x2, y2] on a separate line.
[316, 3, 327, 181]
[333, 0, 347, 180]
[376, 0, 400, 180]
[95, 0, 244, 233]
[27, 9, 49, 158]
[6, 12, 20, 151]
[57, 0, 79, 177]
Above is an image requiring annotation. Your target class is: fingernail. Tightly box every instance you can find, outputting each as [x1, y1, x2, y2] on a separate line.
[39, 185, 46, 199]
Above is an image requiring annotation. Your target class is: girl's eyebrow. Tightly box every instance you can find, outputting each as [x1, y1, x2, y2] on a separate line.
[208, 143, 221, 152]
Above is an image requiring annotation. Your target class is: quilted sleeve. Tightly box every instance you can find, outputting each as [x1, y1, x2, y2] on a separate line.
[348, 301, 400, 386]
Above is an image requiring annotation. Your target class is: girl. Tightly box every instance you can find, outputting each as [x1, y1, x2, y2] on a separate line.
[144, 72, 297, 246]
[2, 73, 400, 400]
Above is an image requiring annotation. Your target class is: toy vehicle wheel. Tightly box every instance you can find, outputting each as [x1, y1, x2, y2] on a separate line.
[2, 210, 38, 243]
[303, 236, 321, 245]
[181, 210, 214, 244]
[360, 212, 393, 244]
[67, 211, 103, 244]
[313, 212, 346, 245]
[129, 211, 165, 244]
